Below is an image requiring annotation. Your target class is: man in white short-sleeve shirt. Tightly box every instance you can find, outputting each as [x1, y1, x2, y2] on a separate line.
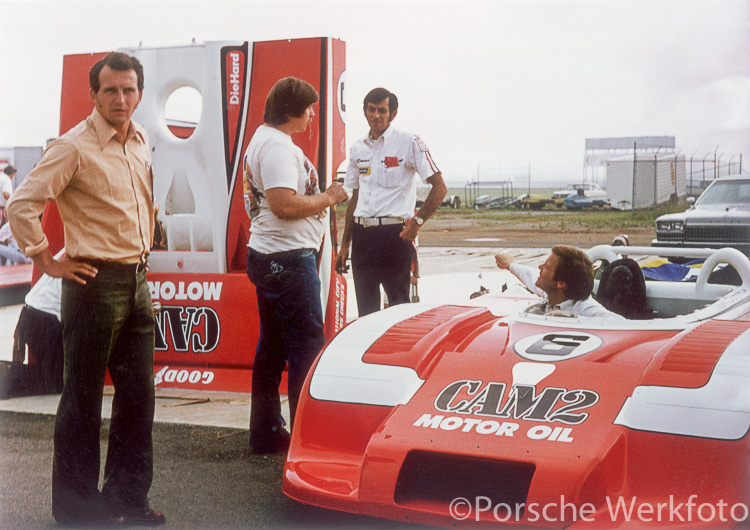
[336, 88, 447, 317]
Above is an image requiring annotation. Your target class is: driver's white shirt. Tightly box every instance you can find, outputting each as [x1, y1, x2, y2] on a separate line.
[509, 263, 625, 319]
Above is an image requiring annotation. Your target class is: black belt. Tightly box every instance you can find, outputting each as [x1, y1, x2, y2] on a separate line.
[76, 258, 147, 274]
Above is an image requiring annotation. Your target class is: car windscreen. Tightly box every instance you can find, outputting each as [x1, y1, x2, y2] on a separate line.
[696, 180, 750, 206]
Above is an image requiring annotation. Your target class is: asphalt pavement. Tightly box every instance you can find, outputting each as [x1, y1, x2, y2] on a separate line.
[0, 410, 417, 529]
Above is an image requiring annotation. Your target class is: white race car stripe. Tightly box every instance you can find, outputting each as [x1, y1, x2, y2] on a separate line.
[614, 328, 750, 440]
[309, 303, 439, 406]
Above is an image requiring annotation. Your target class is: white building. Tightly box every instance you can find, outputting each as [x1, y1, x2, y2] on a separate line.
[606, 153, 686, 210]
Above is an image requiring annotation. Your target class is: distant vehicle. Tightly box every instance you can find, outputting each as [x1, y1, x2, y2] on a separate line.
[563, 191, 610, 209]
[472, 195, 521, 210]
[652, 174, 750, 256]
[552, 182, 607, 208]
[417, 195, 462, 209]
[552, 183, 607, 200]
[482, 196, 515, 209]
[473, 195, 493, 209]
[515, 194, 555, 210]
[442, 195, 461, 209]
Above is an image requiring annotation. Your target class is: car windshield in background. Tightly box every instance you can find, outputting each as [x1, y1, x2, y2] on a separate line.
[697, 180, 750, 207]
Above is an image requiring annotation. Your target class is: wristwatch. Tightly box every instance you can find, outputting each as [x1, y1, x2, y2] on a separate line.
[413, 216, 424, 227]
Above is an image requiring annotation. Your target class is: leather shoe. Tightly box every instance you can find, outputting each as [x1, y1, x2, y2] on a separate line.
[120, 509, 166, 526]
[250, 428, 291, 454]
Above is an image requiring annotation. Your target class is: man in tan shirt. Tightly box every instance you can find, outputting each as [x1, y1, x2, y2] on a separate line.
[7, 52, 164, 527]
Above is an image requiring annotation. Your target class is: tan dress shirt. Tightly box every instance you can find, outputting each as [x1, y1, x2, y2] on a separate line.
[7, 109, 154, 264]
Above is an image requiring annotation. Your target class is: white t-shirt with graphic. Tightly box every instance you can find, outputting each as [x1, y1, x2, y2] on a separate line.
[243, 124, 326, 254]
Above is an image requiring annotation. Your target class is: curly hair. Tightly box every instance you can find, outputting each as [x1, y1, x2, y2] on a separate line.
[551, 245, 594, 301]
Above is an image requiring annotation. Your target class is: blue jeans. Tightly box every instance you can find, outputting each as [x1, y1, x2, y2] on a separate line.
[53, 267, 155, 523]
[246, 247, 325, 447]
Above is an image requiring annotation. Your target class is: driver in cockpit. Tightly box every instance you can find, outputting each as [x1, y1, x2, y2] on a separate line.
[495, 245, 624, 320]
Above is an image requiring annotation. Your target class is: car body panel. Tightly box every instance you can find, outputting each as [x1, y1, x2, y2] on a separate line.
[284, 246, 750, 528]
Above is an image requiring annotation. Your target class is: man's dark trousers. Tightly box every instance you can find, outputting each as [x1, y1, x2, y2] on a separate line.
[53, 266, 155, 524]
[351, 222, 412, 317]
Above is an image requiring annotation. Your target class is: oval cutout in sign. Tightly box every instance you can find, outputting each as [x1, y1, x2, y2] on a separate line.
[514, 332, 602, 362]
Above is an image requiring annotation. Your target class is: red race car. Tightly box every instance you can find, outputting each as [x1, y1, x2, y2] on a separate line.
[284, 245, 750, 528]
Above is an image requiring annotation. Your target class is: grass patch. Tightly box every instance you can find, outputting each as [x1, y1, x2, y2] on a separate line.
[338, 192, 690, 232]
[427, 201, 690, 230]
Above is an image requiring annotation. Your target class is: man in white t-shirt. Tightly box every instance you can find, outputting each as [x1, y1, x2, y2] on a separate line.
[336, 88, 447, 316]
[243, 77, 348, 453]
[495, 246, 624, 319]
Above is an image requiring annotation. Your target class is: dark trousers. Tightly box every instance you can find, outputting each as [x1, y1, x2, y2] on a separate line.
[246, 247, 325, 447]
[351, 223, 411, 317]
[53, 267, 155, 524]
[12, 305, 64, 395]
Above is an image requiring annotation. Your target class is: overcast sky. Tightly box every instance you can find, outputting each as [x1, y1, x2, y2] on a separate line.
[1, 0, 748, 184]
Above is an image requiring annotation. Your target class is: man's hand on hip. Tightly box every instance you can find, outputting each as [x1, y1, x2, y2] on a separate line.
[33, 251, 98, 285]
[399, 219, 420, 242]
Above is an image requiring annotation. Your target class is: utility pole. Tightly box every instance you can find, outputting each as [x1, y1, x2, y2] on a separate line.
[653, 147, 662, 215]
[672, 149, 682, 202]
[528, 160, 531, 197]
[631, 142, 637, 219]
[702, 152, 710, 190]
[714, 145, 719, 180]
[689, 149, 697, 195]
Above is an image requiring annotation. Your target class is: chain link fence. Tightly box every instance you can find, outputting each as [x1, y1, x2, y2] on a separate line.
[685, 154, 744, 196]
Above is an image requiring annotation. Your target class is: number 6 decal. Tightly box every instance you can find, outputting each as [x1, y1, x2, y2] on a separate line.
[514, 332, 602, 362]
